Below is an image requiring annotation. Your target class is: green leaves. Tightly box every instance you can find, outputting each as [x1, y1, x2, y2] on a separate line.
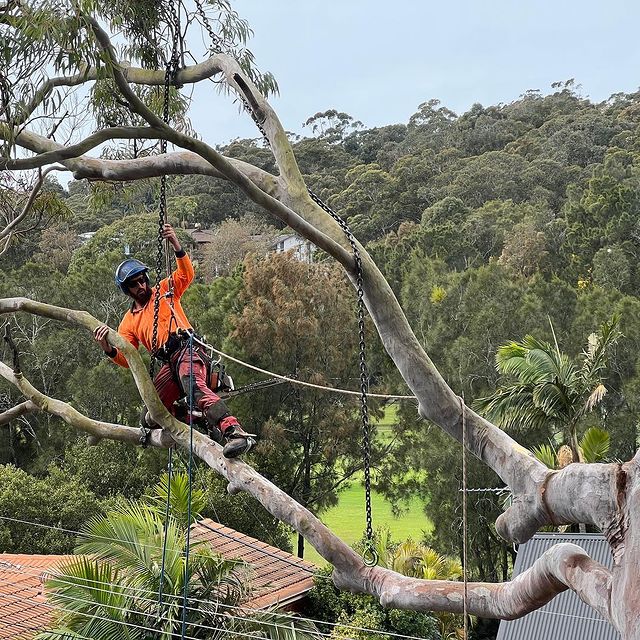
[579, 426, 610, 463]
[475, 316, 620, 461]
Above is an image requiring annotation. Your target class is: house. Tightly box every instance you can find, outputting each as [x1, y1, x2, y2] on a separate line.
[271, 233, 315, 263]
[496, 533, 620, 640]
[0, 518, 316, 639]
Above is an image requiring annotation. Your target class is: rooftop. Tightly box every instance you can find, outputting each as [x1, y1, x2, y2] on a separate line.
[496, 533, 620, 640]
[0, 519, 316, 638]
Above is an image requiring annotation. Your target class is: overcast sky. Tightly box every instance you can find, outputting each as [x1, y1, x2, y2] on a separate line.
[187, 0, 640, 145]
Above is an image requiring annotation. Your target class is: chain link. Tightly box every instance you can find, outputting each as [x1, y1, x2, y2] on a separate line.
[193, 4, 377, 565]
[150, 2, 182, 376]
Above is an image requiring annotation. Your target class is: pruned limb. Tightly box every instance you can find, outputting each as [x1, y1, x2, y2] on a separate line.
[0, 399, 37, 426]
[0, 297, 618, 627]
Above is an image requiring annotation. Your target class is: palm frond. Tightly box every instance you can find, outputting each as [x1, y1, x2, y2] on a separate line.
[146, 471, 207, 527]
[579, 427, 610, 463]
[532, 443, 557, 469]
[236, 608, 320, 640]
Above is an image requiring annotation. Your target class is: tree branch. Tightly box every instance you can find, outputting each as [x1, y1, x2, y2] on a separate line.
[0, 297, 616, 625]
[0, 361, 172, 447]
[0, 399, 38, 425]
[9, 128, 280, 194]
[0, 165, 65, 242]
[87, 17, 354, 271]
[335, 543, 613, 621]
[0, 125, 163, 170]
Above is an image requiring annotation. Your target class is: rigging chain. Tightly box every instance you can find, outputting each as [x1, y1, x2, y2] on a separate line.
[191, 0, 377, 566]
[155, 1, 182, 615]
[151, 0, 182, 376]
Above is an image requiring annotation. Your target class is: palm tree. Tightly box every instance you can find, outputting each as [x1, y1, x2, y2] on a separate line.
[533, 426, 611, 468]
[39, 473, 318, 640]
[475, 315, 620, 462]
[374, 529, 465, 639]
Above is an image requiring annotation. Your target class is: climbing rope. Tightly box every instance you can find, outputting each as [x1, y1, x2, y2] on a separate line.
[181, 331, 195, 637]
[460, 395, 469, 639]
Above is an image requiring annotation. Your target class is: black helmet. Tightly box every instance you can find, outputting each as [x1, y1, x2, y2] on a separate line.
[115, 259, 149, 294]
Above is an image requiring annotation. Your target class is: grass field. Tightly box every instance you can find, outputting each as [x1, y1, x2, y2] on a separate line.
[297, 402, 432, 565]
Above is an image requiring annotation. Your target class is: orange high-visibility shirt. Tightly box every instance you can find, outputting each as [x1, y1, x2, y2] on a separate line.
[110, 254, 195, 368]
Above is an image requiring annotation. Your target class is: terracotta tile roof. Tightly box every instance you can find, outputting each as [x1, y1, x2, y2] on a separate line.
[191, 518, 317, 609]
[0, 554, 70, 640]
[0, 521, 316, 638]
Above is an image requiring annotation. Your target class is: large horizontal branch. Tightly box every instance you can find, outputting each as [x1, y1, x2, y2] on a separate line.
[0, 125, 163, 170]
[12, 57, 227, 127]
[0, 296, 617, 626]
[10, 129, 280, 195]
[0, 400, 38, 426]
[336, 542, 613, 621]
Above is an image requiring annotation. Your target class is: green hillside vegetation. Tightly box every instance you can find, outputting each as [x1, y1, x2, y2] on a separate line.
[3, 81, 640, 595]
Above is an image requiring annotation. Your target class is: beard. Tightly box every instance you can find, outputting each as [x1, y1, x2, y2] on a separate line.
[132, 286, 152, 306]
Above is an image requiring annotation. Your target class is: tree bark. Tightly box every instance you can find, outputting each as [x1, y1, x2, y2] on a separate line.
[2, 16, 639, 635]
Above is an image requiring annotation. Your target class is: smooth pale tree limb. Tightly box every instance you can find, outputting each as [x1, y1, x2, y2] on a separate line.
[0, 361, 173, 447]
[0, 126, 164, 170]
[10, 129, 280, 195]
[0, 297, 618, 626]
[0, 399, 38, 425]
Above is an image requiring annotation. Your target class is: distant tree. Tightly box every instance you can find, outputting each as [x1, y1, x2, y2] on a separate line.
[200, 215, 279, 278]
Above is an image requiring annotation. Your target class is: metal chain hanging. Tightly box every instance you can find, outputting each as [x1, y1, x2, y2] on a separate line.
[155, 1, 182, 615]
[150, 1, 182, 376]
[191, 0, 377, 565]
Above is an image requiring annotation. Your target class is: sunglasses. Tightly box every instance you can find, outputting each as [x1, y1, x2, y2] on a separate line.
[126, 274, 148, 288]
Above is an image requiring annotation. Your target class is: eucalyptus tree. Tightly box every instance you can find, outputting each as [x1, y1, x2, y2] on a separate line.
[4, 1, 640, 636]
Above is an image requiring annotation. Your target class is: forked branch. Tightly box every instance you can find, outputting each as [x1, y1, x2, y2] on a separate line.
[0, 297, 616, 625]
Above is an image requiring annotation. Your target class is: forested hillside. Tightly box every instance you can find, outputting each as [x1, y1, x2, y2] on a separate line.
[3, 80, 640, 612]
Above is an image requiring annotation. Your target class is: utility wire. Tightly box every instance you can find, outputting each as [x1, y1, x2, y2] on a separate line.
[1, 563, 444, 640]
[0, 514, 317, 577]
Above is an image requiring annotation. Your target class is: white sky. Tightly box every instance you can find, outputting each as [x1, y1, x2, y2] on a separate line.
[186, 0, 640, 145]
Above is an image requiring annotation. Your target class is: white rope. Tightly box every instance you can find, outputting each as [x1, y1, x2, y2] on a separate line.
[194, 336, 416, 400]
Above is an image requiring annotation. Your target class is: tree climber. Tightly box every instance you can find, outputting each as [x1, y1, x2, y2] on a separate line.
[93, 223, 254, 458]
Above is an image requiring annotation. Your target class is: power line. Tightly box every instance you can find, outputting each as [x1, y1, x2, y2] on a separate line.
[2, 562, 443, 640]
[0, 514, 317, 577]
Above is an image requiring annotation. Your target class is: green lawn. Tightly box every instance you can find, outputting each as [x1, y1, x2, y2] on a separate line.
[299, 481, 432, 565]
[298, 403, 432, 565]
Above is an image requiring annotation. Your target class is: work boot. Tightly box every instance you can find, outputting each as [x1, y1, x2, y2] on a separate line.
[220, 422, 256, 459]
[207, 424, 224, 445]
